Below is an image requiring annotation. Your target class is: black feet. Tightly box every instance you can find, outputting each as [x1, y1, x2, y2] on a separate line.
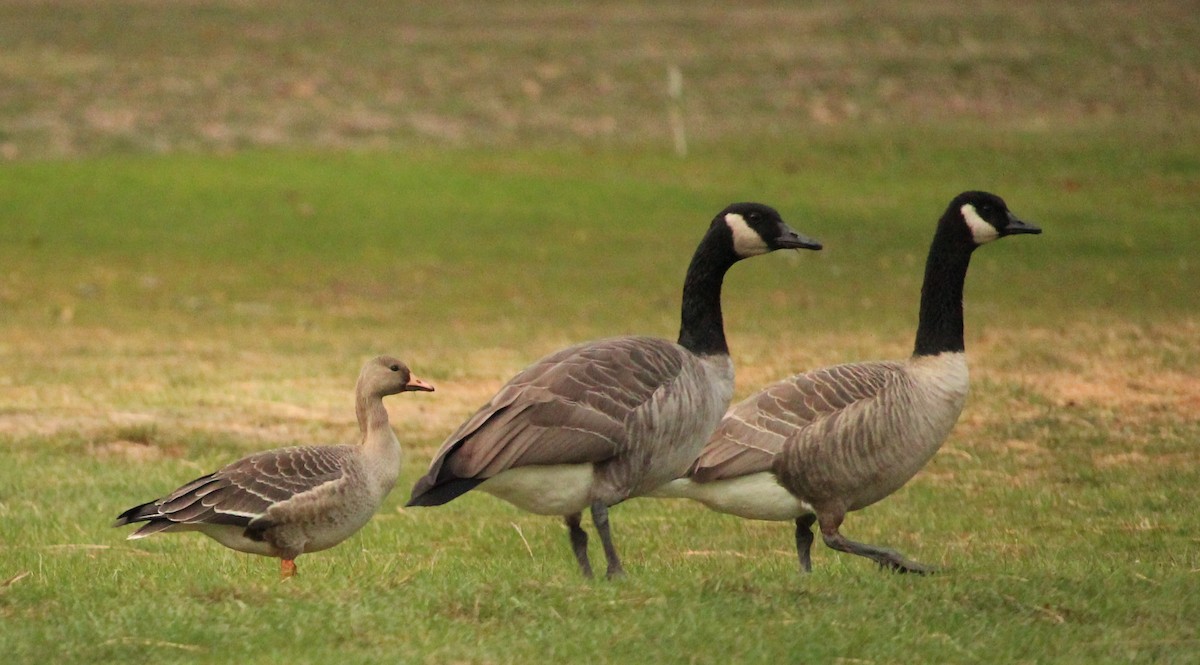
[820, 521, 936, 576]
[873, 550, 938, 575]
[794, 514, 817, 573]
[564, 513, 594, 578]
[590, 502, 625, 580]
[565, 505, 625, 579]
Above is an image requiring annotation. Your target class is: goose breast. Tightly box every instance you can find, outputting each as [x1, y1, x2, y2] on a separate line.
[775, 353, 969, 512]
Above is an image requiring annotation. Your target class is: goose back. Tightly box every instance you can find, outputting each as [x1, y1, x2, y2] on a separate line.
[692, 360, 904, 483]
[410, 336, 734, 513]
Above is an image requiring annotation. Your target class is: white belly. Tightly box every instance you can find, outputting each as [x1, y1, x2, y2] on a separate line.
[193, 524, 277, 557]
[193, 507, 376, 557]
[299, 512, 375, 554]
[479, 464, 595, 516]
[652, 472, 812, 522]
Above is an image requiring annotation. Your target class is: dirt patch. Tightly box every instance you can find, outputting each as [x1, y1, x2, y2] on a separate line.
[1093, 451, 1198, 469]
[1034, 370, 1200, 413]
[970, 321, 1200, 429]
[91, 439, 183, 463]
[1093, 451, 1151, 469]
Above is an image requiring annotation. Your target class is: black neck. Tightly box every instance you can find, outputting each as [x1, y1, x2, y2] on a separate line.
[912, 223, 975, 357]
[677, 226, 738, 356]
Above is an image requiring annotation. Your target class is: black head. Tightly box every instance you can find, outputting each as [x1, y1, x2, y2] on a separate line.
[948, 191, 1042, 246]
[714, 202, 822, 258]
[362, 355, 435, 395]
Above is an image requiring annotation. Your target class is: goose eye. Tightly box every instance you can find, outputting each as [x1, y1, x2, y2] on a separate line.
[389, 364, 400, 372]
[747, 212, 761, 222]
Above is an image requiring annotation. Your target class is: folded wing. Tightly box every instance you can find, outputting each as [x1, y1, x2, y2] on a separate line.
[114, 445, 352, 537]
[690, 361, 904, 483]
[410, 337, 688, 503]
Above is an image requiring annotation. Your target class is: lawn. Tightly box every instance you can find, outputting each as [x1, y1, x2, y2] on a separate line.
[2, 2, 1199, 664]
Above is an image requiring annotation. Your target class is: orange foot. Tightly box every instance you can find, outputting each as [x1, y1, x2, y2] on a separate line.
[280, 559, 297, 580]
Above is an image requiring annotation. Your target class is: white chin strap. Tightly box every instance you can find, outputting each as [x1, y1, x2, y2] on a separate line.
[961, 204, 999, 244]
[725, 213, 769, 257]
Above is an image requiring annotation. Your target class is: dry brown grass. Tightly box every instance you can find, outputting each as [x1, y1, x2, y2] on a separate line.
[2, 1, 1197, 159]
[988, 321, 1200, 426]
[3, 318, 1194, 470]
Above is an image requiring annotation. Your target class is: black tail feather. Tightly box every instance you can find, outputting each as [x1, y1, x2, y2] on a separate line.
[406, 477, 485, 507]
[112, 501, 159, 527]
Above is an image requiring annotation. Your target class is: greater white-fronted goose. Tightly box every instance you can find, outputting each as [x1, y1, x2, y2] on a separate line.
[407, 203, 822, 578]
[655, 191, 1041, 573]
[113, 356, 434, 578]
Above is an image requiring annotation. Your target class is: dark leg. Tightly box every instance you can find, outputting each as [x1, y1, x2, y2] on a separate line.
[590, 501, 625, 579]
[818, 512, 936, 575]
[794, 514, 817, 573]
[564, 513, 594, 579]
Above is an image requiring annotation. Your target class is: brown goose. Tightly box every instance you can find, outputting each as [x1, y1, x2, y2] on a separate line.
[654, 191, 1041, 573]
[113, 356, 434, 578]
[407, 203, 822, 578]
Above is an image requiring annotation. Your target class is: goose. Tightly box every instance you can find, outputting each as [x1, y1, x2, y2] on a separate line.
[406, 202, 822, 578]
[113, 356, 434, 579]
[654, 191, 1040, 574]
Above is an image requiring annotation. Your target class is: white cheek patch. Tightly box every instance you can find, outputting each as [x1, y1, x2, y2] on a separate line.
[725, 213, 770, 257]
[961, 203, 999, 245]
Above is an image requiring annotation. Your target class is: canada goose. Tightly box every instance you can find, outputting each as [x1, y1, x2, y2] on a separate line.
[407, 203, 822, 578]
[113, 356, 434, 579]
[654, 191, 1040, 574]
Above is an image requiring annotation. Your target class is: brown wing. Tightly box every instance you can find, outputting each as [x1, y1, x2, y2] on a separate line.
[690, 361, 905, 482]
[114, 445, 353, 533]
[409, 336, 687, 503]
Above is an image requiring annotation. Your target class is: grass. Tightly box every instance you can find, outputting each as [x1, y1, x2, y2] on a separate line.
[2, 1, 1199, 158]
[2, 140, 1197, 664]
[2, 2, 1200, 664]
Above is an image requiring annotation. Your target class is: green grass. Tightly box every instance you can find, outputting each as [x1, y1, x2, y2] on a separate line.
[3, 2, 1200, 663]
[2, 139, 1198, 664]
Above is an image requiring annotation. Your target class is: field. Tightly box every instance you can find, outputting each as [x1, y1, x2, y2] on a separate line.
[2, 2, 1199, 663]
